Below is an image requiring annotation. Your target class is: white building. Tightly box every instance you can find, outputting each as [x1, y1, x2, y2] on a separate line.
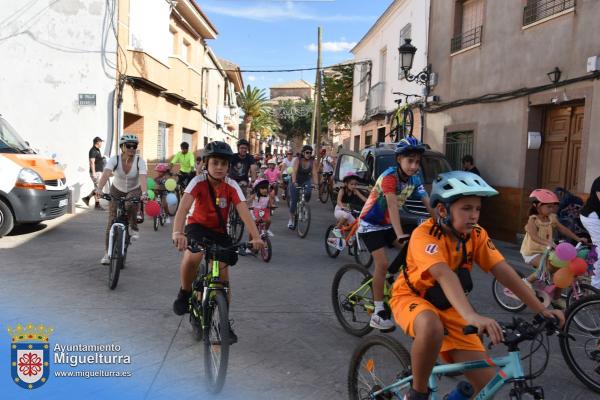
[0, 1, 118, 200]
[350, 0, 430, 151]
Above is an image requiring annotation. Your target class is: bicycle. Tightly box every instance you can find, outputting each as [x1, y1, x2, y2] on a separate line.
[187, 238, 250, 393]
[389, 92, 421, 143]
[319, 172, 334, 204]
[249, 207, 273, 262]
[293, 185, 312, 238]
[559, 294, 600, 393]
[102, 193, 140, 290]
[227, 204, 245, 244]
[153, 190, 168, 232]
[492, 246, 599, 312]
[348, 315, 561, 399]
[324, 212, 372, 268]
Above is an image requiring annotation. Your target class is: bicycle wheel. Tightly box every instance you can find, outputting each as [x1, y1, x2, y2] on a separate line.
[348, 334, 412, 400]
[153, 216, 159, 231]
[559, 294, 600, 393]
[318, 182, 329, 203]
[492, 276, 527, 312]
[297, 203, 311, 238]
[331, 264, 374, 337]
[324, 225, 342, 258]
[401, 107, 414, 137]
[228, 207, 244, 244]
[261, 236, 272, 262]
[108, 230, 122, 290]
[566, 283, 600, 309]
[159, 212, 166, 226]
[353, 235, 373, 269]
[389, 112, 402, 143]
[203, 291, 230, 393]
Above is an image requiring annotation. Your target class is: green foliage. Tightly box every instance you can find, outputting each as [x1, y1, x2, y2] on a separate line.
[273, 99, 314, 141]
[238, 85, 267, 123]
[321, 64, 353, 127]
[251, 107, 279, 139]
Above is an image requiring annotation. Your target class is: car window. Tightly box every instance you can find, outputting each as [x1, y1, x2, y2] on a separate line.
[421, 156, 452, 184]
[375, 154, 396, 179]
[338, 154, 369, 182]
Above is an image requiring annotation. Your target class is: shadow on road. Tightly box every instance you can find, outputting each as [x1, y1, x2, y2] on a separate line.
[7, 222, 48, 236]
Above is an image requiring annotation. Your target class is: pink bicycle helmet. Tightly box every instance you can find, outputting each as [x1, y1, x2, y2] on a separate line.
[342, 171, 360, 183]
[154, 163, 169, 173]
[529, 188, 559, 204]
[253, 178, 269, 189]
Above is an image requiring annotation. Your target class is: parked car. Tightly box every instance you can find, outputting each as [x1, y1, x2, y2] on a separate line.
[333, 142, 453, 233]
[0, 115, 69, 236]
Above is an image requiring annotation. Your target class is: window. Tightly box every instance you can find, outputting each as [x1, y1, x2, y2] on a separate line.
[451, 0, 484, 53]
[353, 135, 361, 152]
[182, 40, 191, 63]
[377, 127, 386, 143]
[398, 23, 411, 79]
[157, 122, 168, 161]
[338, 153, 369, 183]
[359, 63, 369, 101]
[182, 129, 195, 151]
[445, 131, 474, 170]
[365, 130, 373, 147]
[523, 0, 575, 26]
[379, 48, 387, 83]
[170, 27, 178, 56]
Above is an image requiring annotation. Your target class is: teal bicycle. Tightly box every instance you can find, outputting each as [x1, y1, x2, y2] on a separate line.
[348, 315, 560, 399]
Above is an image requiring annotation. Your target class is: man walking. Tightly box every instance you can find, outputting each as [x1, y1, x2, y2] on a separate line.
[462, 154, 481, 176]
[82, 136, 105, 208]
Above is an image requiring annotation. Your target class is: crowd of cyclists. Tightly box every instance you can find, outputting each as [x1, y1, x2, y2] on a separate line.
[90, 133, 600, 399]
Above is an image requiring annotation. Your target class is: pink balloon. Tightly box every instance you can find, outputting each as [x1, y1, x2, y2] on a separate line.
[145, 200, 161, 218]
[555, 242, 577, 261]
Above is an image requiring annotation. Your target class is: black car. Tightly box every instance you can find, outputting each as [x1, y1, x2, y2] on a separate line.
[333, 142, 453, 233]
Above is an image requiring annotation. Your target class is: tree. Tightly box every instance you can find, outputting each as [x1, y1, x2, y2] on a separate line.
[238, 85, 267, 145]
[321, 64, 353, 127]
[250, 107, 279, 140]
[274, 99, 313, 151]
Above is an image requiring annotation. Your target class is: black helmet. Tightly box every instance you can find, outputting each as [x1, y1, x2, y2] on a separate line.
[203, 141, 233, 161]
[180, 141, 189, 149]
[237, 139, 250, 147]
[301, 145, 313, 153]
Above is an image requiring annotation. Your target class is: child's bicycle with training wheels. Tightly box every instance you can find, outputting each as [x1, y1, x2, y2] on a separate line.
[348, 315, 561, 399]
[249, 206, 274, 262]
[324, 210, 372, 268]
[389, 92, 421, 142]
[187, 237, 251, 393]
[492, 246, 599, 312]
[152, 190, 168, 231]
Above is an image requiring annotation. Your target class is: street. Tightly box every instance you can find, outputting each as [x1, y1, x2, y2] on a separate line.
[0, 199, 595, 400]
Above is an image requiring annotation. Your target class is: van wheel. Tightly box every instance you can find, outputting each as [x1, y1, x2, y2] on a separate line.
[0, 199, 15, 237]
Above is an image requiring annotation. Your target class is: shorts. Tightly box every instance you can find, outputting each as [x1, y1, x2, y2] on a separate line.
[522, 253, 541, 264]
[390, 295, 485, 362]
[334, 206, 356, 224]
[184, 223, 238, 266]
[358, 228, 396, 252]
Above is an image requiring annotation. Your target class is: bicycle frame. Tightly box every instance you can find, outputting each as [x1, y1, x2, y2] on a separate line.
[107, 198, 132, 258]
[344, 274, 393, 313]
[373, 351, 526, 400]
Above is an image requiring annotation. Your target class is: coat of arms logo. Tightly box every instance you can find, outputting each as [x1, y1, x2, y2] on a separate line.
[7, 323, 53, 389]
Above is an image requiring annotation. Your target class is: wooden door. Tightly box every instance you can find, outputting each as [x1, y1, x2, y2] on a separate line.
[540, 104, 584, 192]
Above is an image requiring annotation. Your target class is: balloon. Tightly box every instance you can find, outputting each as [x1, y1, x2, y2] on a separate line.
[577, 248, 590, 260]
[553, 267, 574, 288]
[548, 251, 568, 268]
[147, 189, 155, 200]
[286, 166, 294, 175]
[145, 200, 161, 217]
[165, 178, 177, 192]
[146, 177, 156, 190]
[166, 192, 178, 206]
[569, 258, 588, 276]
[555, 242, 577, 261]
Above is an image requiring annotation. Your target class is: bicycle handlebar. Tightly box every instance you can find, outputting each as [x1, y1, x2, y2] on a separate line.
[463, 315, 559, 348]
[187, 237, 251, 254]
[101, 194, 141, 204]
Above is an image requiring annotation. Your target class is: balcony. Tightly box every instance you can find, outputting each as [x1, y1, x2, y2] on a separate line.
[366, 82, 386, 118]
[451, 26, 483, 54]
[523, 0, 575, 26]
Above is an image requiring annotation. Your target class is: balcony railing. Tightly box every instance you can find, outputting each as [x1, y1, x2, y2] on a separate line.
[451, 25, 483, 53]
[523, 0, 575, 26]
[366, 82, 385, 118]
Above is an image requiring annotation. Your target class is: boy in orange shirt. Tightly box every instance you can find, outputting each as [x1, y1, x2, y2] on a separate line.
[390, 171, 564, 399]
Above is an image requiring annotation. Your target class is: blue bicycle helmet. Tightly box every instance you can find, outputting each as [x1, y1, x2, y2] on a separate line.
[430, 171, 498, 207]
[395, 136, 425, 156]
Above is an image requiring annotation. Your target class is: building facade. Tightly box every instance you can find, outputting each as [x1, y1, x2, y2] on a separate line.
[350, 0, 431, 152]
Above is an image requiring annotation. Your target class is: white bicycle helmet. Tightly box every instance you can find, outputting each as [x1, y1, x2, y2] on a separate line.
[430, 171, 498, 207]
[119, 134, 139, 145]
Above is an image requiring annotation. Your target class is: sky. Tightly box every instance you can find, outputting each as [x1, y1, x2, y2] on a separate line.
[195, 0, 393, 94]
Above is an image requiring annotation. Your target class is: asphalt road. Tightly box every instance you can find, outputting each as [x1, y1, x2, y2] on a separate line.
[0, 198, 596, 399]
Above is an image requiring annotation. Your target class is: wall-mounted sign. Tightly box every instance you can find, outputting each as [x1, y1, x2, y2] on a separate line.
[79, 94, 96, 106]
[528, 131, 541, 150]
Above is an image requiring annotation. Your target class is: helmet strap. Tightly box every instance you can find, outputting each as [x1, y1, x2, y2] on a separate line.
[438, 202, 471, 252]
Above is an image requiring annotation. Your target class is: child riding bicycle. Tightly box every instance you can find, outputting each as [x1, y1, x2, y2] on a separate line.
[171, 141, 264, 343]
[389, 171, 564, 399]
[521, 188, 589, 308]
[358, 136, 435, 330]
[248, 178, 274, 237]
[335, 172, 367, 226]
[154, 163, 173, 218]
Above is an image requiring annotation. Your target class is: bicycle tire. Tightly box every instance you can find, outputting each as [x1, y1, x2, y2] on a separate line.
[108, 230, 122, 290]
[153, 216, 159, 231]
[203, 291, 230, 393]
[559, 294, 600, 393]
[348, 334, 412, 400]
[160, 212, 166, 226]
[389, 111, 402, 143]
[297, 203, 311, 238]
[318, 182, 329, 203]
[261, 236, 272, 262]
[492, 275, 527, 313]
[401, 107, 414, 138]
[331, 264, 374, 337]
[324, 225, 342, 258]
[566, 283, 600, 309]
[353, 235, 373, 269]
[228, 207, 245, 244]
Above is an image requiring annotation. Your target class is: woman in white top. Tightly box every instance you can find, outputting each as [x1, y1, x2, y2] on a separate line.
[580, 176, 600, 288]
[96, 134, 148, 264]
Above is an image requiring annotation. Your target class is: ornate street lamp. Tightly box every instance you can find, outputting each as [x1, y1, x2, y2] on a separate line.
[398, 38, 432, 93]
[547, 67, 561, 84]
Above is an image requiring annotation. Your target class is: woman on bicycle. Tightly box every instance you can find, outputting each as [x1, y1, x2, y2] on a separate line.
[279, 150, 294, 200]
[521, 189, 589, 308]
[96, 134, 148, 265]
[288, 145, 319, 230]
[248, 178, 274, 237]
[171, 141, 264, 341]
[580, 176, 600, 288]
[358, 136, 434, 330]
[390, 171, 564, 399]
[334, 172, 366, 226]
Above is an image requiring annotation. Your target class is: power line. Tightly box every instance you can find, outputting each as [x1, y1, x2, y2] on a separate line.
[202, 60, 369, 73]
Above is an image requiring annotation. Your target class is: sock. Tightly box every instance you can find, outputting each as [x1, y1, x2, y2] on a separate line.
[374, 301, 384, 314]
[407, 387, 430, 400]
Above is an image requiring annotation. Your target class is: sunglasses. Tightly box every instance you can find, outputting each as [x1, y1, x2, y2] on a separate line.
[304, 151, 312, 155]
[125, 143, 138, 149]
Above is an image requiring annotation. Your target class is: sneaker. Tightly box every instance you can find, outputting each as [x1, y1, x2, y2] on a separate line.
[228, 320, 238, 344]
[166, 217, 172, 224]
[244, 248, 254, 255]
[275, 196, 280, 202]
[173, 288, 191, 315]
[551, 298, 566, 310]
[101, 253, 110, 265]
[267, 229, 274, 237]
[287, 220, 294, 230]
[370, 309, 395, 330]
[81, 196, 90, 206]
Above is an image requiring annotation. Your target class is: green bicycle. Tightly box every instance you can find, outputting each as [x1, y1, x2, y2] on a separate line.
[389, 92, 420, 142]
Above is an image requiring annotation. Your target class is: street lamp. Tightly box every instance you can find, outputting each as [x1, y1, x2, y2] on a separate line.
[547, 67, 561, 84]
[398, 38, 432, 94]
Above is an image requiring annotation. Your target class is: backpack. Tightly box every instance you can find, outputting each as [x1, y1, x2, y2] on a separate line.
[114, 155, 140, 172]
